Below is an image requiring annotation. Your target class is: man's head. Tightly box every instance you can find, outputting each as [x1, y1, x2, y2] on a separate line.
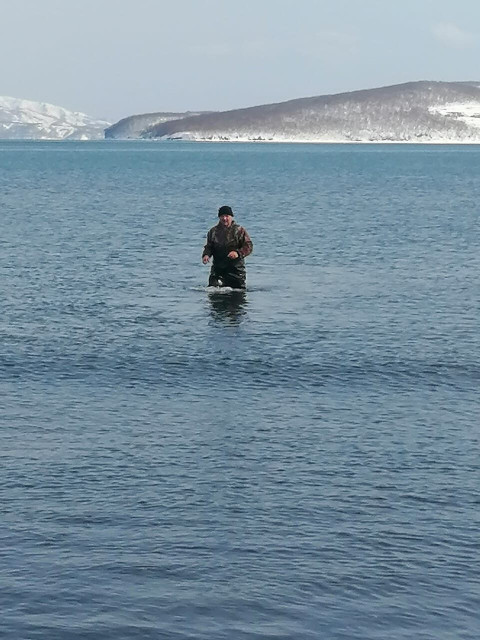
[218, 205, 234, 227]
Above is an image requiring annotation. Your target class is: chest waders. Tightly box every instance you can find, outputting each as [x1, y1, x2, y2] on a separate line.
[208, 225, 247, 289]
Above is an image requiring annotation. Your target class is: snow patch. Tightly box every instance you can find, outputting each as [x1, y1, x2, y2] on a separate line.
[429, 101, 480, 130]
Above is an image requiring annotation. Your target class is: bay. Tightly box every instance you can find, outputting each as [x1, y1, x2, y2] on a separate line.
[1, 141, 479, 639]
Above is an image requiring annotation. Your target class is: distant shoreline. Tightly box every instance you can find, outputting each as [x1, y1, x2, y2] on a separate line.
[2, 138, 480, 145]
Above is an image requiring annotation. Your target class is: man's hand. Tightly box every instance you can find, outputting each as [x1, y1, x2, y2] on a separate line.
[227, 251, 239, 259]
[202, 255, 211, 264]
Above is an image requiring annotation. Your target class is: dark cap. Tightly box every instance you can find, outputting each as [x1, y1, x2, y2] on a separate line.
[218, 205, 234, 217]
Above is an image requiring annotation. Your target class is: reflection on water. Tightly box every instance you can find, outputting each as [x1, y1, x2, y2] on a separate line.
[207, 289, 248, 324]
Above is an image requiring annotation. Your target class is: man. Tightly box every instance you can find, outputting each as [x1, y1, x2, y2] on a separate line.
[202, 205, 253, 289]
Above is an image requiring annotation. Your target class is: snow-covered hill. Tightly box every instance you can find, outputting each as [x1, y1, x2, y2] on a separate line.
[0, 96, 110, 140]
[142, 81, 480, 143]
[104, 111, 211, 139]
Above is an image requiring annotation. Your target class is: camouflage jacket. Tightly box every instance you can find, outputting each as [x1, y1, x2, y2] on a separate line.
[202, 222, 253, 265]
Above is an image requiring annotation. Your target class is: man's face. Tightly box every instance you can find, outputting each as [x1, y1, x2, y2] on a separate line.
[219, 214, 233, 227]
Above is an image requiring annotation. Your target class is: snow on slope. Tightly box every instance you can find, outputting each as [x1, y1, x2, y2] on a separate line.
[0, 96, 110, 140]
[429, 101, 480, 131]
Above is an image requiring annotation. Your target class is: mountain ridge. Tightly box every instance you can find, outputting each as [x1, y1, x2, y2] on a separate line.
[135, 81, 480, 143]
[3, 81, 480, 142]
[0, 96, 109, 140]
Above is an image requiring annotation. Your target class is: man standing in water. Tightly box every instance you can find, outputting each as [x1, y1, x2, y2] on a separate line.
[202, 205, 253, 289]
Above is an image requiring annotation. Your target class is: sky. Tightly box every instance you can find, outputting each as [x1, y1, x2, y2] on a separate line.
[1, 0, 479, 123]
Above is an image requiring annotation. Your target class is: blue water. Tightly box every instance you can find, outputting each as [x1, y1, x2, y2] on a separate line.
[1, 141, 479, 640]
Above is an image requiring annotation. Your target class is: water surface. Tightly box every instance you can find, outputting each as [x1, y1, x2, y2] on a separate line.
[1, 141, 479, 639]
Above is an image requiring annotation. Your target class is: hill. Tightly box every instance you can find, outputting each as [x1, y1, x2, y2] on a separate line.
[137, 81, 480, 143]
[104, 111, 211, 139]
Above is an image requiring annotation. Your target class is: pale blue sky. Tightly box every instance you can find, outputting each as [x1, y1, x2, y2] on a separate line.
[1, 0, 479, 122]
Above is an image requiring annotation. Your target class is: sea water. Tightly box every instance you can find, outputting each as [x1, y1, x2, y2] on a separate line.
[1, 141, 479, 640]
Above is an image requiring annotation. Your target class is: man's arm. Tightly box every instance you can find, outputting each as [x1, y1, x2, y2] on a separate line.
[202, 230, 213, 263]
[237, 227, 253, 258]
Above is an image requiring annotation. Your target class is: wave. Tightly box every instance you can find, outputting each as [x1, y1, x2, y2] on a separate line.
[1, 351, 478, 392]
